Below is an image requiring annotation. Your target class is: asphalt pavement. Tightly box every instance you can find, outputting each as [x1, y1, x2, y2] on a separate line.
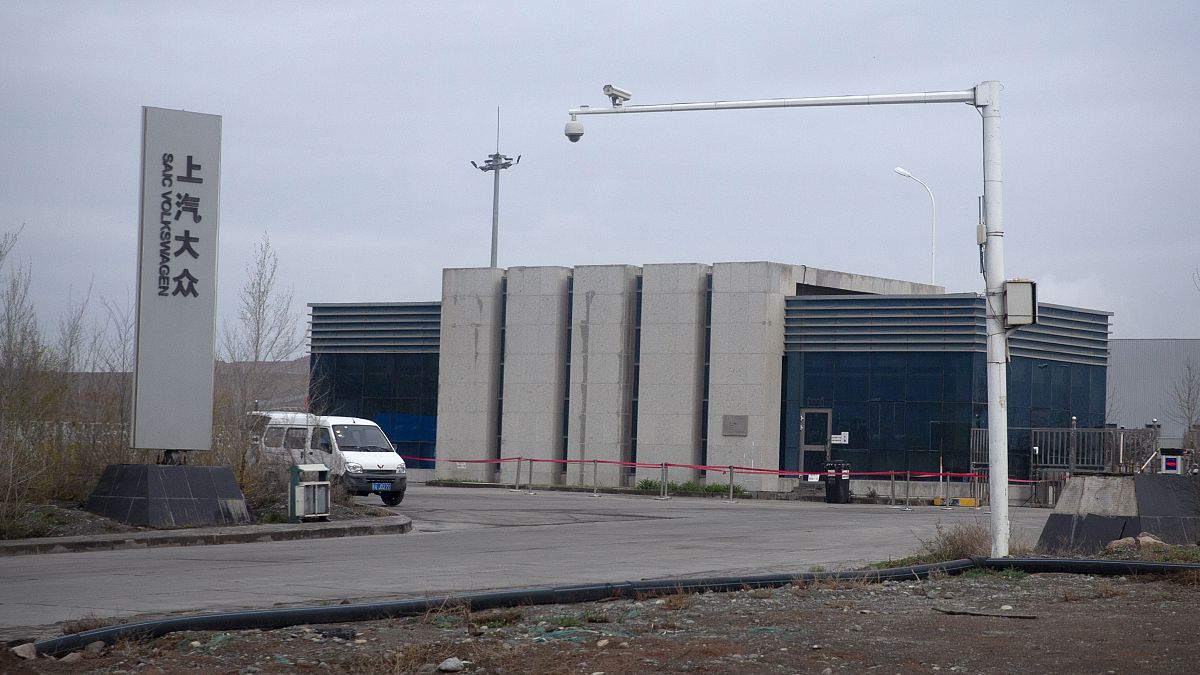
[0, 485, 1050, 639]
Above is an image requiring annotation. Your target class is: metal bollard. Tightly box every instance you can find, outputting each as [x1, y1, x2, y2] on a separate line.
[655, 462, 671, 500]
[510, 458, 523, 492]
[939, 463, 953, 510]
[526, 458, 536, 495]
[590, 459, 601, 498]
[902, 470, 913, 511]
[724, 465, 736, 503]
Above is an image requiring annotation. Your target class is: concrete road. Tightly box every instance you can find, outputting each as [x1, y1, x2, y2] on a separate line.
[0, 486, 1049, 633]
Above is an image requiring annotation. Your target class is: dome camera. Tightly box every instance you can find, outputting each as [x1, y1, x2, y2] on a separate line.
[564, 119, 584, 142]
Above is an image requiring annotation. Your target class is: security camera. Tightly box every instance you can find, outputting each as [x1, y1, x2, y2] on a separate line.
[564, 118, 584, 142]
[603, 84, 632, 106]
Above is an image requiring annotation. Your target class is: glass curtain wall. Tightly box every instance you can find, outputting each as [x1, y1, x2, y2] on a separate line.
[780, 352, 1105, 478]
[310, 353, 439, 468]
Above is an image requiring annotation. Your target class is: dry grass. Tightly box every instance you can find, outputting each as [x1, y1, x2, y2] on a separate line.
[1056, 588, 1085, 602]
[61, 613, 123, 635]
[919, 521, 992, 560]
[1097, 581, 1127, 598]
[790, 576, 872, 593]
[471, 608, 523, 628]
[1166, 570, 1200, 587]
[658, 593, 697, 611]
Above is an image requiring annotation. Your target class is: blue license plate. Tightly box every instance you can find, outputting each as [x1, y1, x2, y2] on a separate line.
[371, 482, 392, 491]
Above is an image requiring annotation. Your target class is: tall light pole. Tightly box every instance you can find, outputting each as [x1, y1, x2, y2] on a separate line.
[472, 107, 519, 268]
[893, 166, 937, 286]
[564, 81, 1014, 556]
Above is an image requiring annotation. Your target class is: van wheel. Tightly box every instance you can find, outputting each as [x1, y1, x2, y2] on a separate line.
[380, 491, 404, 507]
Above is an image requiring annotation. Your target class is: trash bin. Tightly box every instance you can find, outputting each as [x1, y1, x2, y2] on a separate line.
[824, 461, 851, 504]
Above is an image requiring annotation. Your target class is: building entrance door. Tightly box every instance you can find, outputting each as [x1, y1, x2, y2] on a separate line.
[799, 408, 833, 473]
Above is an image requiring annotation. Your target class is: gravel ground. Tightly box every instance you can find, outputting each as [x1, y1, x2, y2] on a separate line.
[7, 504, 1199, 673]
[6, 568, 1199, 673]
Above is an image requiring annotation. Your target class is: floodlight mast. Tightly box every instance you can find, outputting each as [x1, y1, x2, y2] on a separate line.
[473, 107, 520, 268]
[566, 82, 1012, 557]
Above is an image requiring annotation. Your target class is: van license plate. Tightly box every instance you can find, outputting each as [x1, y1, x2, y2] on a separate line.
[371, 482, 392, 491]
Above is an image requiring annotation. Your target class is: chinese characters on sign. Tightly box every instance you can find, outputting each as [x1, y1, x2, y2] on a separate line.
[133, 107, 221, 451]
[156, 154, 207, 298]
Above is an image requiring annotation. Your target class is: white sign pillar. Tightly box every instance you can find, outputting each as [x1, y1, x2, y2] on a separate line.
[131, 107, 222, 452]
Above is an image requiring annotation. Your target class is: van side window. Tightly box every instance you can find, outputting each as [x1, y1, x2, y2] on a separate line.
[284, 427, 308, 450]
[263, 427, 285, 448]
[311, 427, 332, 452]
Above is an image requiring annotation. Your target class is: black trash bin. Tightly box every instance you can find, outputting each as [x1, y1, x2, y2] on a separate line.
[824, 461, 851, 504]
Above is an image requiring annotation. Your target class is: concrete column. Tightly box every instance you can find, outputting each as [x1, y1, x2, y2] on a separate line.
[565, 265, 640, 486]
[435, 267, 505, 482]
[705, 262, 795, 492]
[634, 263, 711, 486]
[499, 266, 572, 485]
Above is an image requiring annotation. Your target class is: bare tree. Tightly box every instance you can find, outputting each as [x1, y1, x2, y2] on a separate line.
[218, 233, 304, 417]
[1169, 359, 1200, 451]
[0, 230, 67, 534]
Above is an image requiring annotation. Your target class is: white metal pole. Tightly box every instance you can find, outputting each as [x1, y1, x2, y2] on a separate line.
[565, 81, 1008, 553]
[490, 166, 501, 268]
[979, 81, 1010, 557]
[894, 168, 936, 286]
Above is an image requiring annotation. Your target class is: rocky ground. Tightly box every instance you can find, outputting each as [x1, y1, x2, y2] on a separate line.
[6, 505, 1200, 673]
[5, 565, 1200, 674]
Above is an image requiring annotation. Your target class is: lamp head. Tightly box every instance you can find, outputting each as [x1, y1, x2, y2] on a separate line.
[893, 166, 913, 178]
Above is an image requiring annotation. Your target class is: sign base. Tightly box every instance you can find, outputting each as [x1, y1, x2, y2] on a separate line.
[85, 464, 251, 528]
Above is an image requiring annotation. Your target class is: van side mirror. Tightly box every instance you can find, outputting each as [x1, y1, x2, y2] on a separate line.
[319, 441, 332, 453]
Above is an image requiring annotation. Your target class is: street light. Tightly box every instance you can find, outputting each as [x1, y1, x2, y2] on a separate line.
[893, 166, 937, 286]
[564, 82, 1015, 557]
[472, 107, 520, 268]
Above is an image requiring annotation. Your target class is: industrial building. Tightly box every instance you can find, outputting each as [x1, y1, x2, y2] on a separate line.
[308, 261, 1112, 492]
[1106, 338, 1200, 449]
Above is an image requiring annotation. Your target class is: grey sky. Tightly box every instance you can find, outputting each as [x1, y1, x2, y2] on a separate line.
[2, 1, 1197, 346]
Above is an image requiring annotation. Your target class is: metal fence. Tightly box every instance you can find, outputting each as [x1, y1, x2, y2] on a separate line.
[971, 426, 1159, 477]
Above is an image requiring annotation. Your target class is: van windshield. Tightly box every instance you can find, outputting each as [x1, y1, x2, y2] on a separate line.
[332, 425, 394, 452]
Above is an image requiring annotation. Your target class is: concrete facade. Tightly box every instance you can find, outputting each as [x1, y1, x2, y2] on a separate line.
[438, 262, 937, 492]
[565, 265, 640, 485]
[704, 262, 796, 492]
[498, 267, 572, 485]
[435, 268, 505, 482]
[634, 263, 711, 484]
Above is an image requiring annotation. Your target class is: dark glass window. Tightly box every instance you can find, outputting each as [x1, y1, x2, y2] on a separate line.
[905, 402, 941, 450]
[833, 401, 868, 449]
[263, 427, 284, 448]
[1008, 358, 1031, 410]
[284, 427, 307, 450]
[1070, 363, 1091, 413]
[835, 353, 869, 401]
[803, 353, 835, 405]
[1031, 361, 1051, 409]
[943, 354, 973, 402]
[870, 353, 905, 401]
[906, 353, 943, 402]
[1051, 364, 1070, 410]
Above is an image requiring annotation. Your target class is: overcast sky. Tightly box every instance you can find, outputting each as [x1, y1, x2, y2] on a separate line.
[2, 1, 1197, 348]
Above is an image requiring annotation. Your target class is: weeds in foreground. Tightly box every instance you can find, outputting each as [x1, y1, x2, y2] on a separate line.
[61, 613, 123, 635]
[1166, 569, 1200, 587]
[791, 577, 872, 592]
[873, 514, 1032, 566]
[471, 608, 522, 628]
[635, 479, 745, 496]
[960, 567, 1028, 581]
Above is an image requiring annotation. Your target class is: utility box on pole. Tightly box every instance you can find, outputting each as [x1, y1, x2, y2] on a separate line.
[1004, 279, 1038, 327]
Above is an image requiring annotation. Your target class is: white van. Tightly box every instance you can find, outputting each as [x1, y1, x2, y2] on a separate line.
[248, 411, 408, 506]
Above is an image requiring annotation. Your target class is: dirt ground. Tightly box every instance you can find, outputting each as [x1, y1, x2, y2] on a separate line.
[6, 568, 1199, 674]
